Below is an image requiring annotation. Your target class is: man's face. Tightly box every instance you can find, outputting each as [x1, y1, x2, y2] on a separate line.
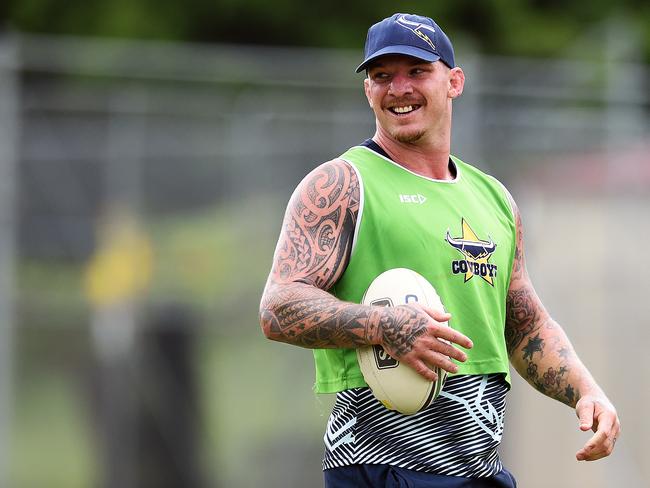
[363, 55, 461, 144]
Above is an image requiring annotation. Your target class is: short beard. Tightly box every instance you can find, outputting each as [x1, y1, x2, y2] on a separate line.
[391, 128, 426, 144]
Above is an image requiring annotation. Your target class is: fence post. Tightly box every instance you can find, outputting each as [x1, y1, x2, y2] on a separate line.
[0, 32, 19, 487]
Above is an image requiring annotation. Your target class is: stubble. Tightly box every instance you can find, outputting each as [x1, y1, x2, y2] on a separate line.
[389, 127, 427, 144]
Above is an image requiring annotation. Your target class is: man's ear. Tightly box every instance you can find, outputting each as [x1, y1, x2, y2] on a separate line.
[364, 78, 373, 108]
[449, 67, 465, 99]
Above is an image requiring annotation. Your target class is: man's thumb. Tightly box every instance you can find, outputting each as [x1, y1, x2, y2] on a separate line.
[576, 399, 594, 431]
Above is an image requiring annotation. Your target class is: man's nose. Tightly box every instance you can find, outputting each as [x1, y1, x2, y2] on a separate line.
[388, 73, 413, 96]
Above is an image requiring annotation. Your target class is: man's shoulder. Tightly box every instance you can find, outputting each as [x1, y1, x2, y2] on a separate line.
[451, 154, 491, 178]
[303, 156, 357, 178]
[452, 155, 509, 189]
[291, 158, 360, 204]
[297, 145, 385, 183]
[338, 143, 390, 166]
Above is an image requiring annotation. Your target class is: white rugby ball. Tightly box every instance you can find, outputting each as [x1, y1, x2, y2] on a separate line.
[356, 268, 449, 415]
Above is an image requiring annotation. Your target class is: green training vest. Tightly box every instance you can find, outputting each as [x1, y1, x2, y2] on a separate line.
[313, 146, 516, 393]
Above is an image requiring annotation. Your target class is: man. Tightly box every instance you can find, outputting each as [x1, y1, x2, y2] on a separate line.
[259, 13, 620, 487]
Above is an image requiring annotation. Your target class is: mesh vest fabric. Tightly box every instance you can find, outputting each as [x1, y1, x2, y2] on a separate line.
[313, 146, 516, 393]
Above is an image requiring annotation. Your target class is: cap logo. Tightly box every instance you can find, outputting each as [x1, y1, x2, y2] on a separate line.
[396, 14, 436, 51]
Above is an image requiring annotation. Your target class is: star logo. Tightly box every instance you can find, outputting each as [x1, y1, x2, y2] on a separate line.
[445, 219, 498, 286]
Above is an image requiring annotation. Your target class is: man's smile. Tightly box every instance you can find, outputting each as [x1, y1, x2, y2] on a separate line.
[388, 104, 422, 115]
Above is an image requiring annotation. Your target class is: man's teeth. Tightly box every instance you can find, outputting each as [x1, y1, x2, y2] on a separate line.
[393, 105, 414, 114]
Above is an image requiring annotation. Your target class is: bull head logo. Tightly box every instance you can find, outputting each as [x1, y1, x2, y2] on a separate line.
[445, 219, 498, 286]
[445, 231, 497, 261]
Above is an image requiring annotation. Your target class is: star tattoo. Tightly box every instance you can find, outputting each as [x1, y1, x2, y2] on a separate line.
[522, 333, 544, 361]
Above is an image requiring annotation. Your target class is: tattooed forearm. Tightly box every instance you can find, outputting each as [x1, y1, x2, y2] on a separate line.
[261, 281, 428, 353]
[261, 282, 379, 348]
[513, 320, 582, 407]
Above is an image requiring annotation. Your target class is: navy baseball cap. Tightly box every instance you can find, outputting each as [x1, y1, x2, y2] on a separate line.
[356, 13, 455, 73]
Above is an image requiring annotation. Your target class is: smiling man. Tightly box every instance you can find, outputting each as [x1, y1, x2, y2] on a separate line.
[260, 13, 620, 487]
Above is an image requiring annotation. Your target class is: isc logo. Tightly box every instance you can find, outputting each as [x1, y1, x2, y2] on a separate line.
[399, 194, 427, 204]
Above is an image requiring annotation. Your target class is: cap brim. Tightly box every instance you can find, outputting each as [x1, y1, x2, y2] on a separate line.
[355, 45, 441, 73]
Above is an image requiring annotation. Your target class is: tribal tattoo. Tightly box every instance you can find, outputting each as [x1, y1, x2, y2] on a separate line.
[260, 282, 380, 348]
[260, 159, 431, 355]
[377, 305, 429, 358]
[274, 159, 359, 290]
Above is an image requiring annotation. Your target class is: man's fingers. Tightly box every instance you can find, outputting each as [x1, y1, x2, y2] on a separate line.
[429, 324, 473, 350]
[576, 446, 608, 462]
[419, 349, 460, 374]
[420, 305, 451, 323]
[581, 429, 608, 454]
[437, 356, 460, 374]
[408, 353, 459, 380]
[410, 359, 439, 382]
[389, 304, 472, 380]
[575, 398, 620, 461]
[438, 340, 468, 363]
[576, 430, 617, 461]
[415, 305, 473, 349]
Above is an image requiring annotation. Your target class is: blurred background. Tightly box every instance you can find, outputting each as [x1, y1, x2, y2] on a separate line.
[0, 1, 649, 487]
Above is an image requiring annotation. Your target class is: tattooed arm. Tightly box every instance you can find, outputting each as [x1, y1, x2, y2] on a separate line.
[259, 159, 472, 381]
[504, 193, 620, 461]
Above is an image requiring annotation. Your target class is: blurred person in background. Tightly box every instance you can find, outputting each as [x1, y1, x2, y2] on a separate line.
[260, 13, 620, 488]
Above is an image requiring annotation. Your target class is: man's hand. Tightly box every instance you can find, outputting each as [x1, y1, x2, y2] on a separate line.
[575, 393, 621, 461]
[379, 304, 473, 381]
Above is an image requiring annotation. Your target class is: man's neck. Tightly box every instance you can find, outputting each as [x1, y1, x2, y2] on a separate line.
[372, 130, 453, 181]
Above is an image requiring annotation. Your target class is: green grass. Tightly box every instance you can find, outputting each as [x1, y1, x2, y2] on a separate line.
[11, 372, 97, 488]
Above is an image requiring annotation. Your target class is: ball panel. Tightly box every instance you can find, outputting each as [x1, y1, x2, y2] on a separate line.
[357, 345, 434, 414]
